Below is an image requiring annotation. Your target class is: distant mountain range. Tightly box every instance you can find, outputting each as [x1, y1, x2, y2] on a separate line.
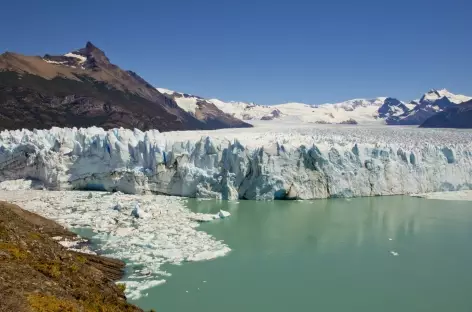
[0, 42, 251, 131]
[0, 42, 470, 131]
[159, 88, 472, 127]
[386, 89, 472, 126]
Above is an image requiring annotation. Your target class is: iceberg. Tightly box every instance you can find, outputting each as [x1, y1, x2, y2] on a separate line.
[217, 210, 231, 219]
[0, 126, 471, 200]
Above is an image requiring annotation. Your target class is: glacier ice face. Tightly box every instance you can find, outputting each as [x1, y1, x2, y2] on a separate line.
[1, 125, 472, 200]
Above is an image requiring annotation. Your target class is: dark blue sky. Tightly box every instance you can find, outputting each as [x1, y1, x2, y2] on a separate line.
[1, 0, 471, 104]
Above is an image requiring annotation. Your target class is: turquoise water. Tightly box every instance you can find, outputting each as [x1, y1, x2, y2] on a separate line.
[129, 196, 472, 311]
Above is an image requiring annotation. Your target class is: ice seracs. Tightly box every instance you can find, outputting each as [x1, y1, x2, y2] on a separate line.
[1, 125, 471, 200]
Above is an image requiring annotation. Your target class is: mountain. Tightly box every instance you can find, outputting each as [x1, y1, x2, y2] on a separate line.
[181, 93, 399, 125]
[156, 89, 251, 128]
[208, 96, 388, 124]
[156, 88, 472, 127]
[378, 97, 412, 118]
[0, 42, 250, 131]
[386, 89, 472, 125]
[420, 100, 472, 128]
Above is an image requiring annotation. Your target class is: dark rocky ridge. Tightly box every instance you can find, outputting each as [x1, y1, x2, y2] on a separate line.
[378, 97, 410, 118]
[0, 42, 251, 131]
[384, 89, 467, 126]
[420, 100, 472, 128]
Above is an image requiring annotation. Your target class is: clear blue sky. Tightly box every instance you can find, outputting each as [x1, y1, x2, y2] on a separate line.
[1, 0, 471, 104]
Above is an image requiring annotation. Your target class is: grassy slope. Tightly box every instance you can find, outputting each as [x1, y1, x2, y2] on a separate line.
[0, 201, 145, 312]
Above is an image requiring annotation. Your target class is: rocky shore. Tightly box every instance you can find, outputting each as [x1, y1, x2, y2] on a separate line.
[0, 201, 143, 312]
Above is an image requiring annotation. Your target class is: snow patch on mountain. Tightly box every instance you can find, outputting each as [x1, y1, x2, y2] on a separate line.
[157, 88, 202, 114]
[157, 88, 177, 95]
[63, 52, 87, 64]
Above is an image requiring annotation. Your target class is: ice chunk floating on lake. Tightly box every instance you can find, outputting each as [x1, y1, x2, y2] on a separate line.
[0, 126, 472, 199]
[0, 190, 230, 300]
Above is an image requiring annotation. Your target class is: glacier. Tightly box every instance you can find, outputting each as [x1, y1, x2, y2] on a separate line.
[1, 125, 472, 200]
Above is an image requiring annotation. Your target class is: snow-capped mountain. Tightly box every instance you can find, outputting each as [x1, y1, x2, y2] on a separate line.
[386, 89, 472, 125]
[420, 89, 472, 105]
[156, 88, 251, 128]
[378, 97, 413, 118]
[159, 88, 416, 125]
[159, 88, 395, 125]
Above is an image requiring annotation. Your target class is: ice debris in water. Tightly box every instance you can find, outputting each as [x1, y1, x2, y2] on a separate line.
[131, 203, 142, 218]
[113, 202, 122, 212]
[190, 209, 231, 222]
[1, 126, 471, 200]
[217, 210, 231, 219]
[0, 190, 231, 300]
[390, 251, 399, 256]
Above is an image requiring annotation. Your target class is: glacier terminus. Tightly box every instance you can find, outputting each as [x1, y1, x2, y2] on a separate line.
[1, 124, 471, 200]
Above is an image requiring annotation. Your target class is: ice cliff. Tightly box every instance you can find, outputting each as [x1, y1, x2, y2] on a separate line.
[1, 126, 471, 200]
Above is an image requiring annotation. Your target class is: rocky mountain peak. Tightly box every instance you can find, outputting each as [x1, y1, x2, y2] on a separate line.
[378, 97, 408, 118]
[71, 41, 110, 69]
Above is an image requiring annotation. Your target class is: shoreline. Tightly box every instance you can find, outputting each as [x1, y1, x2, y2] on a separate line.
[0, 201, 144, 312]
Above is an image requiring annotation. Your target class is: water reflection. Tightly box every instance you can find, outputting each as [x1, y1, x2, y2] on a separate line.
[134, 196, 472, 312]
[188, 196, 472, 255]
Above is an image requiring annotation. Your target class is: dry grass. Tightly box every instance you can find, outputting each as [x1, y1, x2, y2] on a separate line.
[0, 201, 143, 312]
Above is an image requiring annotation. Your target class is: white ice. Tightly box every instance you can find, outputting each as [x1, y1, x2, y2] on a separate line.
[411, 190, 472, 201]
[1, 125, 471, 200]
[0, 190, 230, 300]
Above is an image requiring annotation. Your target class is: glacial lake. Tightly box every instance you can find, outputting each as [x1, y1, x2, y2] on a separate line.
[128, 196, 472, 311]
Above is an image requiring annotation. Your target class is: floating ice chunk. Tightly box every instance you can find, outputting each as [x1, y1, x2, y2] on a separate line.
[388, 238, 393, 241]
[124, 280, 166, 300]
[114, 227, 134, 237]
[187, 247, 231, 261]
[113, 202, 122, 211]
[131, 203, 142, 218]
[0, 179, 31, 191]
[390, 251, 399, 256]
[190, 210, 230, 222]
[216, 209, 231, 219]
